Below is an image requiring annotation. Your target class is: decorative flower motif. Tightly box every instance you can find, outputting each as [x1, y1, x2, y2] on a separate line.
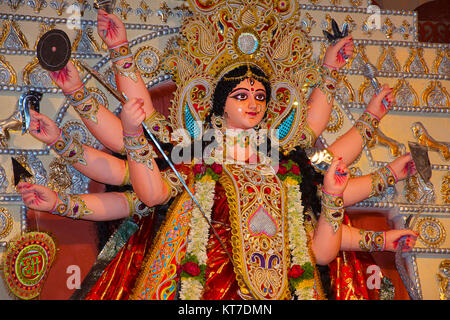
[193, 163, 206, 176]
[210, 163, 223, 175]
[288, 264, 305, 279]
[182, 261, 201, 276]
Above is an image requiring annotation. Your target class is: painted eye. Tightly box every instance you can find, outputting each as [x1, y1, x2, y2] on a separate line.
[232, 93, 248, 100]
[255, 94, 266, 101]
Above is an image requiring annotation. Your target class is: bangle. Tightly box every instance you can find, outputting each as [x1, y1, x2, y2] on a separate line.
[123, 127, 143, 137]
[50, 130, 87, 166]
[50, 193, 59, 212]
[48, 129, 62, 147]
[64, 83, 84, 96]
[321, 189, 344, 232]
[50, 193, 93, 219]
[322, 63, 338, 70]
[65, 85, 99, 123]
[109, 40, 129, 50]
[355, 111, 379, 148]
[123, 129, 157, 170]
[369, 165, 397, 198]
[387, 165, 398, 184]
[124, 191, 154, 220]
[359, 230, 386, 252]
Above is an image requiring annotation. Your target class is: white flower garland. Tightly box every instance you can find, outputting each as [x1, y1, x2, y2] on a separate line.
[285, 178, 316, 300]
[179, 176, 216, 300]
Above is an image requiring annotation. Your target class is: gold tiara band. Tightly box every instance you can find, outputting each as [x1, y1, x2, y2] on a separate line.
[220, 63, 270, 84]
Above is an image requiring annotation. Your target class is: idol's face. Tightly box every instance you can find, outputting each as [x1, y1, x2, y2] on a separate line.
[223, 78, 267, 130]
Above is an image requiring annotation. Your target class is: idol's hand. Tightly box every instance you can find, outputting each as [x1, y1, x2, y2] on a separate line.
[28, 109, 61, 145]
[323, 35, 354, 69]
[385, 229, 418, 252]
[17, 182, 57, 212]
[387, 153, 417, 182]
[366, 84, 395, 120]
[48, 60, 83, 94]
[97, 9, 128, 48]
[323, 157, 350, 195]
[120, 97, 145, 135]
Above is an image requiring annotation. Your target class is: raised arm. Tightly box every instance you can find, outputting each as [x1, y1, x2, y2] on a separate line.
[305, 36, 395, 166]
[29, 109, 127, 186]
[49, 61, 124, 153]
[96, 9, 155, 117]
[311, 157, 350, 265]
[306, 36, 353, 140]
[118, 97, 170, 207]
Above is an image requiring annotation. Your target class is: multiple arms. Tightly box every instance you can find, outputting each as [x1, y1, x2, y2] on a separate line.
[20, 11, 418, 264]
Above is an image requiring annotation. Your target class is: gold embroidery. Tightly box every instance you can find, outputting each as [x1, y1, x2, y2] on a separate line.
[220, 163, 291, 300]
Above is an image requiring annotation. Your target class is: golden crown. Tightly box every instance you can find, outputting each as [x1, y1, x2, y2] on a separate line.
[163, 0, 326, 152]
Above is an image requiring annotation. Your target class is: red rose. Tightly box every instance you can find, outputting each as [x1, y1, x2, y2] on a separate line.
[291, 165, 300, 175]
[193, 163, 206, 175]
[211, 163, 223, 175]
[278, 165, 288, 175]
[288, 265, 304, 279]
[182, 261, 201, 276]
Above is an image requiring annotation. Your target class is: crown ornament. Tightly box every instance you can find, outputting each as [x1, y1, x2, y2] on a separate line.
[163, 0, 327, 153]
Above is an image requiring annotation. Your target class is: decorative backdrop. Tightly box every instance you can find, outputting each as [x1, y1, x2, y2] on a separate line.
[0, 0, 448, 300]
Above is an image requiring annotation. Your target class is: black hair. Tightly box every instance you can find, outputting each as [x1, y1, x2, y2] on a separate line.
[205, 64, 271, 124]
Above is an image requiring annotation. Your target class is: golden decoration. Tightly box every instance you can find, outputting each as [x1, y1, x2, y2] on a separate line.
[0, 207, 13, 239]
[358, 78, 376, 104]
[72, 26, 101, 53]
[137, 0, 151, 22]
[88, 87, 109, 110]
[221, 163, 291, 300]
[325, 105, 344, 133]
[117, 0, 132, 20]
[164, 0, 320, 155]
[347, 45, 369, 71]
[302, 12, 316, 34]
[349, 0, 362, 6]
[367, 128, 406, 158]
[48, 157, 72, 193]
[432, 48, 450, 74]
[436, 260, 450, 300]
[404, 47, 429, 74]
[401, 20, 411, 40]
[377, 47, 401, 72]
[335, 75, 355, 104]
[382, 18, 394, 39]
[441, 172, 450, 204]
[344, 15, 357, 33]
[134, 45, 162, 78]
[324, 14, 333, 34]
[22, 57, 55, 87]
[415, 217, 446, 248]
[411, 122, 450, 161]
[405, 175, 420, 203]
[34, 22, 56, 50]
[0, 55, 17, 85]
[6, 0, 24, 10]
[0, 20, 29, 49]
[29, 0, 46, 13]
[392, 78, 420, 107]
[422, 80, 450, 109]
